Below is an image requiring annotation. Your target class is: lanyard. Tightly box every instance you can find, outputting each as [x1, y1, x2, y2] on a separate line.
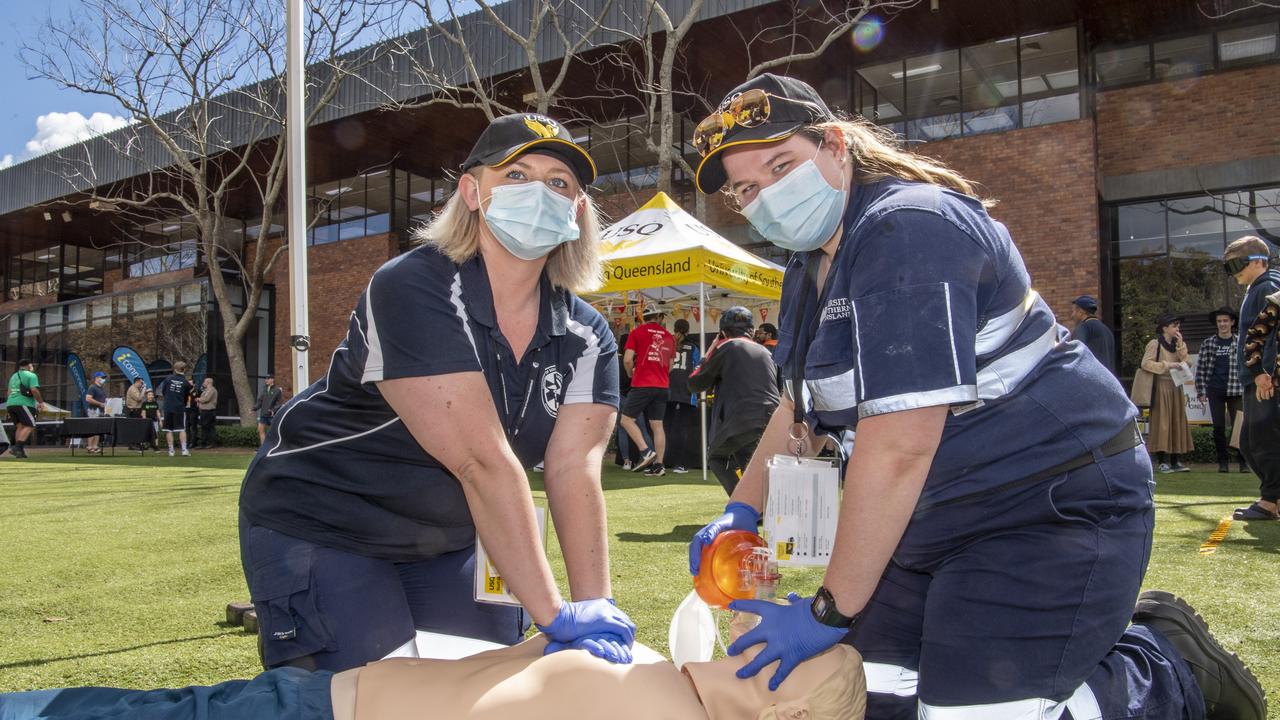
[788, 256, 822, 455]
[493, 345, 540, 440]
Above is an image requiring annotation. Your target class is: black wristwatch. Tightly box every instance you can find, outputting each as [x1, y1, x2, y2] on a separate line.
[811, 585, 859, 628]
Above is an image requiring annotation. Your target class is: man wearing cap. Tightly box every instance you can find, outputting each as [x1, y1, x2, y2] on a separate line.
[1195, 307, 1246, 473]
[84, 370, 110, 455]
[687, 307, 779, 494]
[5, 359, 44, 458]
[1225, 236, 1280, 521]
[620, 304, 675, 476]
[252, 374, 285, 446]
[1068, 295, 1115, 374]
[238, 113, 635, 673]
[159, 362, 193, 457]
[685, 73, 1264, 719]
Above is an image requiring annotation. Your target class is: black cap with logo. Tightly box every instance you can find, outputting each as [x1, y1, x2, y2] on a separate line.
[462, 113, 596, 187]
[695, 74, 835, 194]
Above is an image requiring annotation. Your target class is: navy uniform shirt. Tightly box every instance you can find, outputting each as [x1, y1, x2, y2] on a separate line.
[240, 245, 619, 561]
[774, 179, 1136, 509]
[159, 374, 192, 414]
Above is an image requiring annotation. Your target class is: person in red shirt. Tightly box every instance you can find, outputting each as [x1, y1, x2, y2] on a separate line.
[621, 304, 675, 476]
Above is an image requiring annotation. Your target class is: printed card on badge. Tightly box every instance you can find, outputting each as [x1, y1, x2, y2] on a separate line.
[763, 455, 840, 567]
[474, 505, 548, 606]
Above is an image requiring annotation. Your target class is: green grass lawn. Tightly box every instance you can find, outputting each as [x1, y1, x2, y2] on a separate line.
[0, 450, 1275, 716]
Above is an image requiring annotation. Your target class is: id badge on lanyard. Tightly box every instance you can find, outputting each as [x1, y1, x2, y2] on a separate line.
[474, 504, 549, 606]
[763, 255, 842, 567]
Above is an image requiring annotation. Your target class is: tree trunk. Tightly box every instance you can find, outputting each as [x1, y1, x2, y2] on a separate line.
[223, 322, 258, 426]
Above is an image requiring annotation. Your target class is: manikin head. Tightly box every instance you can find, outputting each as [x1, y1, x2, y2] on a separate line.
[684, 644, 866, 720]
[1223, 236, 1271, 287]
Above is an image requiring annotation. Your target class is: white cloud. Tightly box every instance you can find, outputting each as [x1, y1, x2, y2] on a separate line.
[0, 154, 12, 170]
[23, 111, 132, 156]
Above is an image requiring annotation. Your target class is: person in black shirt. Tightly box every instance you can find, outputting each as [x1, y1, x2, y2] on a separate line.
[664, 319, 700, 473]
[84, 371, 110, 455]
[1067, 295, 1116, 374]
[1194, 307, 1246, 473]
[252, 375, 285, 446]
[687, 307, 779, 494]
[141, 390, 161, 450]
[159, 361, 193, 457]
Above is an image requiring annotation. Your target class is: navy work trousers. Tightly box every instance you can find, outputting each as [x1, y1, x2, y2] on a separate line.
[239, 514, 527, 672]
[845, 447, 1205, 719]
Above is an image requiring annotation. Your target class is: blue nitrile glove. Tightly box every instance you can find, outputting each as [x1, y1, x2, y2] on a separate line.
[544, 632, 634, 664]
[688, 501, 761, 575]
[537, 598, 636, 663]
[727, 593, 849, 691]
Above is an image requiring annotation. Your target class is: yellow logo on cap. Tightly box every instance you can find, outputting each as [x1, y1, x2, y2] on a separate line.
[524, 116, 559, 139]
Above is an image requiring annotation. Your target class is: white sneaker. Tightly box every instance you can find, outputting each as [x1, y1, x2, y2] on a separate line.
[1157, 463, 1172, 474]
[622, 460, 633, 471]
[168, 449, 175, 457]
[671, 466, 689, 474]
[633, 450, 657, 471]
[181, 449, 190, 456]
[532, 462, 544, 472]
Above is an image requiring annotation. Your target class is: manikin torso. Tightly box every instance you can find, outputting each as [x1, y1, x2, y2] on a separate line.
[330, 636, 864, 720]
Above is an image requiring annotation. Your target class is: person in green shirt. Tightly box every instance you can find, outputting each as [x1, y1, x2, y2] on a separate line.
[5, 359, 45, 459]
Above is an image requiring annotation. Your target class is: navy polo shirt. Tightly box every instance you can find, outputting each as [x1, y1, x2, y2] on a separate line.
[239, 244, 619, 561]
[774, 178, 1136, 509]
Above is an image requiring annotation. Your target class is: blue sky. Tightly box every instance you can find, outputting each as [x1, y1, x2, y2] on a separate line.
[0, 1, 131, 169]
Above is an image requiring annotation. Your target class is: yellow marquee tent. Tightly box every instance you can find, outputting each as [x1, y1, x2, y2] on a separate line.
[593, 192, 785, 482]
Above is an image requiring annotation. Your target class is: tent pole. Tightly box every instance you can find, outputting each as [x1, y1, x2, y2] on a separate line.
[699, 281, 708, 485]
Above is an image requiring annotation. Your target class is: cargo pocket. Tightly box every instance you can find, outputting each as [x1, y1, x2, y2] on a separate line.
[250, 545, 335, 668]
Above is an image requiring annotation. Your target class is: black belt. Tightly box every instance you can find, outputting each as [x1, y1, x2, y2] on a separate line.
[914, 421, 1144, 515]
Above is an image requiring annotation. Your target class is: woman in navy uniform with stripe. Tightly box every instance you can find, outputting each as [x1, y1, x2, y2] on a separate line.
[239, 114, 634, 672]
[687, 74, 1264, 720]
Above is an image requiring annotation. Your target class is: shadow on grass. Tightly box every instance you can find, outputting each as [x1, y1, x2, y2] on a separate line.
[616, 524, 703, 543]
[9, 451, 254, 470]
[0, 631, 240, 671]
[1233, 519, 1280, 555]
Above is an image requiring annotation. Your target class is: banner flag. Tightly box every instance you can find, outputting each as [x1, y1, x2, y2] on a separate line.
[66, 353, 89, 416]
[112, 346, 153, 389]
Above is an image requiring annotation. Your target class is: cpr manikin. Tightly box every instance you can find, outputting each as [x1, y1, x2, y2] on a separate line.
[334, 635, 865, 720]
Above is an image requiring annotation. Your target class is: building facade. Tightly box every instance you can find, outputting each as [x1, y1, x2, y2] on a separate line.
[2, 0, 1277, 415]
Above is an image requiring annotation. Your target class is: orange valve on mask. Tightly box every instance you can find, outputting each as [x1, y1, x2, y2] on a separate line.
[694, 530, 768, 609]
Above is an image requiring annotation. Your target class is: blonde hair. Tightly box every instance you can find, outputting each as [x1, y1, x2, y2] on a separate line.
[1225, 235, 1271, 261]
[804, 115, 992, 208]
[757, 645, 866, 720]
[412, 169, 605, 293]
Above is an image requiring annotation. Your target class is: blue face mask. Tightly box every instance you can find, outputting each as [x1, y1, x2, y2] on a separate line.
[741, 156, 847, 253]
[482, 181, 581, 261]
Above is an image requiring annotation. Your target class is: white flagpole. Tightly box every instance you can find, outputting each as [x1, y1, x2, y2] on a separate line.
[699, 281, 708, 484]
[286, 0, 310, 390]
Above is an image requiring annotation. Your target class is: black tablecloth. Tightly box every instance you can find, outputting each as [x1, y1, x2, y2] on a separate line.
[62, 417, 154, 446]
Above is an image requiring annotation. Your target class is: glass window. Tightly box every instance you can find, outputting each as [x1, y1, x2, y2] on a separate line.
[1154, 35, 1213, 79]
[1096, 45, 1150, 86]
[1218, 22, 1279, 66]
[1166, 197, 1224, 257]
[1018, 28, 1079, 127]
[91, 298, 113, 328]
[961, 39, 1019, 135]
[1023, 92, 1080, 127]
[855, 59, 906, 122]
[903, 51, 960, 141]
[1117, 202, 1166, 257]
[1221, 187, 1280, 246]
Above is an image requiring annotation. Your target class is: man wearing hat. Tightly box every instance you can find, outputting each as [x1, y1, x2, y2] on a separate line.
[1195, 307, 1247, 473]
[687, 307, 779, 494]
[1067, 295, 1115, 374]
[84, 370, 110, 455]
[621, 303, 675, 476]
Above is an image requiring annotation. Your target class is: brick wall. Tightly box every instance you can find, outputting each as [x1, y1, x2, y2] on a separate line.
[270, 233, 398, 396]
[919, 119, 1100, 321]
[0, 293, 59, 314]
[1097, 64, 1280, 177]
[111, 267, 196, 294]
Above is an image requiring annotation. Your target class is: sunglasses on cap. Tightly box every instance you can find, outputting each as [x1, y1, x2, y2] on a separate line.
[692, 89, 826, 157]
[1223, 254, 1269, 275]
